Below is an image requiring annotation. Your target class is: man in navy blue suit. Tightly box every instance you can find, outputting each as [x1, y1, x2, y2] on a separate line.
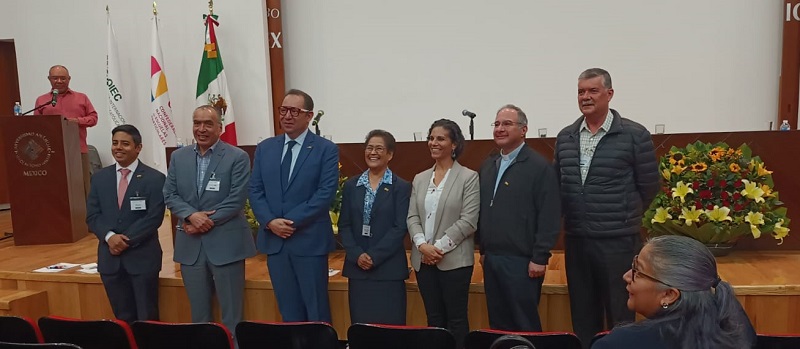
[249, 89, 339, 322]
[86, 124, 165, 323]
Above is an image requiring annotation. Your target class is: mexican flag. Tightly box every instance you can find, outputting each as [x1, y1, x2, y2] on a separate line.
[196, 13, 237, 145]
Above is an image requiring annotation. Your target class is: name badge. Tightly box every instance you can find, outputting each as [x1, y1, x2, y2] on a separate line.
[206, 180, 221, 191]
[361, 225, 371, 237]
[130, 197, 147, 211]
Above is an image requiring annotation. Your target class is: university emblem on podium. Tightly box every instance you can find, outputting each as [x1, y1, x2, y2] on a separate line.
[13, 132, 54, 168]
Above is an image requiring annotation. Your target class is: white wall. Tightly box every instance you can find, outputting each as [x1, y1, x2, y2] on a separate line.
[1, 0, 273, 169]
[281, 0, 784, 142]
[1, 0, 788, 166]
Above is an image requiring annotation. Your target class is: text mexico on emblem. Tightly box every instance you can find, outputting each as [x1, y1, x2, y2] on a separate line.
[13, 132, 54, 177]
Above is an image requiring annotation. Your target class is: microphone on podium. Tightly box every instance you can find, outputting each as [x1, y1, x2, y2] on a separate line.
[462, 109, 476, 118]
[51, 89, 59, 107]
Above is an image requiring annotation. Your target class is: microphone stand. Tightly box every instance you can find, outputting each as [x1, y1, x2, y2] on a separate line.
[467, 115, 475, 140]
[313, 120, 321, 136]
[20, 101, 54, 116]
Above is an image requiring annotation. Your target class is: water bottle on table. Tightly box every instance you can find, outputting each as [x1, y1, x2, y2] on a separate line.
[779, 120, 791, 131]
[13, 102, 21, 116]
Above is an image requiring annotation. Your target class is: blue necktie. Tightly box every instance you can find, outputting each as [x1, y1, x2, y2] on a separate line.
[281, 140, 297, 187]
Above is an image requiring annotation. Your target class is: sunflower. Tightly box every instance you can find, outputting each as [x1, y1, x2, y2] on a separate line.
[690, 162, 708, 172]
[669, 152, 685, 165]
[709, 147, 726, 162]
[729, 163, 741, 173]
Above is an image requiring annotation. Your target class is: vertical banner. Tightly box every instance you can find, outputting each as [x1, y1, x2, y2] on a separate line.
[150, 12, 178, 172]
[106, 8, 127, 126]
[266, 0, 286, 135]
[197, 13, 238, 145]
[780, 0, 800, 130]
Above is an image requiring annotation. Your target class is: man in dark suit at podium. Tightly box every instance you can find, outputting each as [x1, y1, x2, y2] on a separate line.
[86, 124, 165, 323]
[35, 65, 98, 197]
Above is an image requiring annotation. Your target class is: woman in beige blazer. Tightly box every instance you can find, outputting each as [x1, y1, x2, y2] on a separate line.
[407, 119, 480, 349]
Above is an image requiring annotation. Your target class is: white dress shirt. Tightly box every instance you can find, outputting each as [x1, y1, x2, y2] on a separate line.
[413, 168, 457, 253]
[105, 159, 139, 242]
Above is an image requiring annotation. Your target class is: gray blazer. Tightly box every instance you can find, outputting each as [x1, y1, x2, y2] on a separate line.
[163, 141, 257, 266]
[407, 161, 480, 271]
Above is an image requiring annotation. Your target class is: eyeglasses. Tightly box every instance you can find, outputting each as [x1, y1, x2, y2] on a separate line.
[632, 255, 672, 287]
[365, 146, 386, 153]
[48, 76, 69, 82]
[490, 121, 523, 128]
[279, 106, 311, 118]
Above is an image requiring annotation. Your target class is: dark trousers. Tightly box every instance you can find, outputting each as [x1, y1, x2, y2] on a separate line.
[416, 264, 472, 349]
[483, 254, 544, 332]
[267, 252, 331, 323]
[348, 279, 406, 325]
[565, 235, 641, 349]
[100, 268, 160, 323]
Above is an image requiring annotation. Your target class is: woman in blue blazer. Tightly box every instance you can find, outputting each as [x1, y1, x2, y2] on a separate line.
[591, 235, 756, 349]
[339, 129, 411, 325]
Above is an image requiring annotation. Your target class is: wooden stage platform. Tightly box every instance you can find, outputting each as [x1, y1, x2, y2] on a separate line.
[0, 210, 799, 338]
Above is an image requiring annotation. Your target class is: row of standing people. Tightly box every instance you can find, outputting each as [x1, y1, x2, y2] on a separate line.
[337, 68, 657, 349]
[84, 67, 754, 349]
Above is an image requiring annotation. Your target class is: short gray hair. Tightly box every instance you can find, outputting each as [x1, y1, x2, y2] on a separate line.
[578, 68, 612, 89]
[496, 104, 528, 126]
[194, 105, 222, 125]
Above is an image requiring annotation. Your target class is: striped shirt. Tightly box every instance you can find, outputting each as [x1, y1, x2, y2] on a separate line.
[195, 140, 220, 194]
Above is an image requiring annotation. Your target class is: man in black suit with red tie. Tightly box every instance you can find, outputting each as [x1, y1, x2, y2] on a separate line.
[86, 124, 166, 322]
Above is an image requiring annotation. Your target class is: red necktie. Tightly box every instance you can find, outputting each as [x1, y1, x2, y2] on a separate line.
[118, 168, 131, 208]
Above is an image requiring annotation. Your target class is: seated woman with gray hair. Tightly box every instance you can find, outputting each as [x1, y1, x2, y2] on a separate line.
[591, 235, 756, 349]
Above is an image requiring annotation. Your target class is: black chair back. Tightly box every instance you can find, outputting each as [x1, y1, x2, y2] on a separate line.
[0, 343, 82, 349]
[489, 335, 536, 349]
[465, 329, 582, 349]
[236, 321, 338, 349]
[37, 316, 135, 349]
[347, 324, 455, 349]
[0, 316, 42, 344]
[756, 334, 800, 349]
[131, 321, 232, 349]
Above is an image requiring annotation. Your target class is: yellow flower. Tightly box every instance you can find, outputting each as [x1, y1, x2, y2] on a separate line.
[661, 169, 671, 181]
[761, 184, 773, 197]
[679, 207, 703, 226]
[709, 147, 726, 162]
[671, 181, 694, 203]
[705, 205, 732, 222]
[668, 152, 684, 165]
[671, 162, 687, 175]
[651, 207, 672, 224]
[741, 180, 765, 203]
[729, 163, 740, 173]
[773, 219, 790, 245]
[690, 162, 708, 172]
[745, 211, 765, 238]
[756, 162, 773, 176]
[726, 148, 736, 157]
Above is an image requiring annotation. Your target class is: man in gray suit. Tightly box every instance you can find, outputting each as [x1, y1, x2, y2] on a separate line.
[163, 105, 256, 338]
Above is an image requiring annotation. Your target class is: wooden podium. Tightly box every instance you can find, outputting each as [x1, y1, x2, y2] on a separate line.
[0, 115, 88, 245]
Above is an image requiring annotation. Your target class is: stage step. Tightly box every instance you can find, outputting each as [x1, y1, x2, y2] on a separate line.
[0, 288, 49, 319]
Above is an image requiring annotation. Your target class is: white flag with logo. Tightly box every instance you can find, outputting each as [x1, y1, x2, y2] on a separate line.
[106, 10, 127, 126]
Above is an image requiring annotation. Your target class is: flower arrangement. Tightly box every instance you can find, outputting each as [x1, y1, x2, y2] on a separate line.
[643, 141, 790, 245]
[329, 162, 347, 234]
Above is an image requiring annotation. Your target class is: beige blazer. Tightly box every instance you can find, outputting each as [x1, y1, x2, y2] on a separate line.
[407, 161, 480, 271]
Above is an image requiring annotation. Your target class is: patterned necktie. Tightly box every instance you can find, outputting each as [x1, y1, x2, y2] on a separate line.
[281, 140, 297, 186]
[118, 168, 131, 208]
